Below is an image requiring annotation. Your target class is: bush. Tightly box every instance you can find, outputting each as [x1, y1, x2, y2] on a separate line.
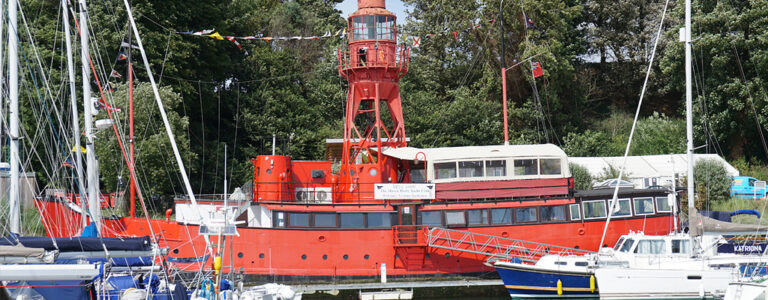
[569, 163, 593, 190]
[693, 158, 731, 205]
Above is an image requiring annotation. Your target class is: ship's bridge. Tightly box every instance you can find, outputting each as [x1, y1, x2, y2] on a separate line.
[380, 144, 571, 184]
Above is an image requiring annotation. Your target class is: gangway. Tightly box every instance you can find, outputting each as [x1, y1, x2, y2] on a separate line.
[426, 227, 595, 264]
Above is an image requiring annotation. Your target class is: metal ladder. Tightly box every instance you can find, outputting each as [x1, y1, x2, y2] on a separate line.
[426, 227, 595, 264]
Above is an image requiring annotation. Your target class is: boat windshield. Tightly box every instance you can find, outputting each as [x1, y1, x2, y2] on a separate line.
[619, 238, 635, 252]
[613, 237, 626, 251]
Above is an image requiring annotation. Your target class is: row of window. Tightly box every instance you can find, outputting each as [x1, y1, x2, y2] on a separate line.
[432, 158, 562, 180]
[274, 212, 394, 228]
[418, 197, 672, 227]
[351, 16, 395, 41]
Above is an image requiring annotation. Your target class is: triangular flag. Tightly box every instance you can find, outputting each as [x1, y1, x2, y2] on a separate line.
[116, 51, 127, 61]
[72, 146, 86, 153]
[110, 70, 122, 78]
[208, 32, 224, 40]
[322, 31, 331, 38]
[452, 31, 458, 41]
[262, 37, 273, 42]
[120, 41, 140, 50]
[192, 29, 215, 36]
[524, 13, 536, 29]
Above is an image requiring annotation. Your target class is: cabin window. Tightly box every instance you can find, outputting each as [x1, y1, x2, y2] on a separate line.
[569, 204, 581, 220]
[409, 161, 426, 183]
[513, 159, 537, 176]
[288, 213, 309, 227]
[540, 206, 566, 222]
[340, 213, 364, 228]
[459, 161, 483, 178]
[313, 213, 337, 227]
[491, 208, 512, 224]
[485, 160, 506, 177]
[583, 200, 607, 219]
[435, 162, 457, 179]
[467, 209, 489, 225]
[607, 198, 631, 217]
[445, 211, 466, 226]
[539, 159, 561, 175]
[671, 240, 690, 254]
[656, 196, 672, 212]
[275, 212, 285, 227]
[574, 261, 589, 267]
[515, 207, 538, 223]
[634, 240, 665, 254]
[352, 16, 377, 41]
[375, 16, 395, 40]
[633, 197, 655, 215]
[619, 238, 634, 252]
[368, 213, 393, 228]
[613, 237, 626, 250]
[420, 211, 442, 226]
[555, 261, 567, 266]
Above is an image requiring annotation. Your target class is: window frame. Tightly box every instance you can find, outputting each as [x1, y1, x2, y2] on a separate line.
[445, 211, 467, 227]
[491, 208, 512, 224]
[633, 197, 655, 215]
[607, 198, 632, 218]
[515, 207, 539, 224]
[513, 158, 539, 176]
[540, 205, 567, 223]
[339, 213, 365, 228]
[467, 209, 490, 226]
[583, 200, 607, 219]
[539, 158, 562, 175]
[655, 196, 672, 213]
[287, 212, 310, 228]
[485, 160, 507, 177]
[434, 162, 458, 180]
[312, 213, 338, 228]
[367, 212, 394, 228]
[569, 204, 582, 220]
[419, 211, 443, 227]
[458, 160, 484, 178]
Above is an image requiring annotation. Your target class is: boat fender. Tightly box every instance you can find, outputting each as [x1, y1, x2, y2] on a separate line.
[578, 228, 585, 235]
[214, 256, 222, 275]
[557, 279, 563, 296]
[589, 275, 596, 293]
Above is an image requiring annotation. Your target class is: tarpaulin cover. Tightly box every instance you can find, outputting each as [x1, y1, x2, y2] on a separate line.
[6, 280, 90, 300]
[0, 235, 151, 252]
[56, 256, 153, 267]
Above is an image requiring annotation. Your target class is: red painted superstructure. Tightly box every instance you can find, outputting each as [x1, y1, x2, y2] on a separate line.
[35, 0, 677, 282]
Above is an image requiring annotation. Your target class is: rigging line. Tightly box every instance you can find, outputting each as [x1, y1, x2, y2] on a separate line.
[157, 30, 172, 85]
[730, 42, 768, 161]
[198, 80, 205, 194]
[213, 88, 221, 194]
[598, 0, 669, 249]
[691, 47, 724, 157]
[71, 11, 159, 241]
[429, 26, 491, 147]
[229, 81, 240, 183]
[156, 70, 320, 84]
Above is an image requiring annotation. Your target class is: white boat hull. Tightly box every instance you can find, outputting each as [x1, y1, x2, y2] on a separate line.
[595, 267, 732, 299]
[725, 282, 768, 300]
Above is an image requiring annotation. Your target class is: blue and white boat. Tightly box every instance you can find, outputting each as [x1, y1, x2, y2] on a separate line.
[494, 255, 598, 299]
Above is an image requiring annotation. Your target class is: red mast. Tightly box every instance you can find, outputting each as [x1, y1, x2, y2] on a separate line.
[336, 0, 409, 202]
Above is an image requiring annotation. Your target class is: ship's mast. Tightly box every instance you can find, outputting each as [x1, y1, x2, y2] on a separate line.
[8, 0, 19, 233]
[337, 0, 409, 203]
[80, 0, 102, 234]
[684, 0, 695, 248]
[63, 0, 87, 228]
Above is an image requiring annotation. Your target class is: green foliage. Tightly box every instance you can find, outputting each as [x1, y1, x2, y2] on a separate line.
[693, 158, 732, 204]
[569, 163, 593, 190]
[731, 157, 768, 181]
[631, 112, 685, 155]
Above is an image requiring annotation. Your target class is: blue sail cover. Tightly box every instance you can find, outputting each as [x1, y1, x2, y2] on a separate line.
[0, 235, 152, 252]
[56, 256, 154, 267]
[6, 280, 91, 300]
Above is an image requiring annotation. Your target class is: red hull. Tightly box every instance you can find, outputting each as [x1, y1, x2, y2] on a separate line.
[35, 197, 674, 278]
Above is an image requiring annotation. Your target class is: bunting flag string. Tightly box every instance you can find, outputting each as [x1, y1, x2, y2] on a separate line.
[172, 13, 539, 54]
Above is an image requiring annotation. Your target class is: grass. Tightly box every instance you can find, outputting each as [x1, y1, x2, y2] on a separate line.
[708, 198, 768, 225]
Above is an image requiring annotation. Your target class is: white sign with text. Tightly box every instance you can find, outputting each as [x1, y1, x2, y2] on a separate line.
[374, 183, 435, 199]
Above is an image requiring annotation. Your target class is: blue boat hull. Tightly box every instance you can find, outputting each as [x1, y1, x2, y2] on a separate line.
[495, 263, 598, 298]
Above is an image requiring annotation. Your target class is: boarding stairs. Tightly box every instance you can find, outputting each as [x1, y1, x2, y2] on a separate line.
[394, 226, 595, 265]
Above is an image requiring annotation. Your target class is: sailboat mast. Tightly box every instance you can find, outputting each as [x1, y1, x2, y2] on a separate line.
[684, 0, 694, 220]
[79, 0, 100, 234]
[8, 0, 18, 233]
[63, 0, 87, 229]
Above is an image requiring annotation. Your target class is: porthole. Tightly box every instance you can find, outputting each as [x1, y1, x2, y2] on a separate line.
[444, 252, 450, 258]
[237, 252, 243, 258]
[266, 169, 272, 174]
[369, 168, 377, 177]
[301, 254, 307, 260]
[172, 249, 179, 254]
[364, 254, 370, 260]
[343, 254, 349, 260]
[259, 253, 265, 259]
[323, 254, 328, 260]
[425, 254, 430, 259]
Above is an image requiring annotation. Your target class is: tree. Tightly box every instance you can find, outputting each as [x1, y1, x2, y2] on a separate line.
[630, 112, 685, 155]
[569, 163, 593, 190]
[693, 158, 731, 205]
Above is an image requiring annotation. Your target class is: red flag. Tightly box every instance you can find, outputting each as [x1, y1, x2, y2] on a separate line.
[452, 31, 458, 41]
[531, 61, 544, 78]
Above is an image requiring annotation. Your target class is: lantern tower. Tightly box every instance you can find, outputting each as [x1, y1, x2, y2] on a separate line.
[336, 0, 409, 202]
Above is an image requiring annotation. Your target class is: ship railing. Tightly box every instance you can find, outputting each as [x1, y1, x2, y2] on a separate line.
[426, 227, 596, 264]
[336, 45, 409, 73]
[393, 225, 428, 246]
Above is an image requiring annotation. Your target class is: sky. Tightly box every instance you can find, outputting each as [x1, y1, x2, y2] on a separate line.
[336, 0, 410, 22]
